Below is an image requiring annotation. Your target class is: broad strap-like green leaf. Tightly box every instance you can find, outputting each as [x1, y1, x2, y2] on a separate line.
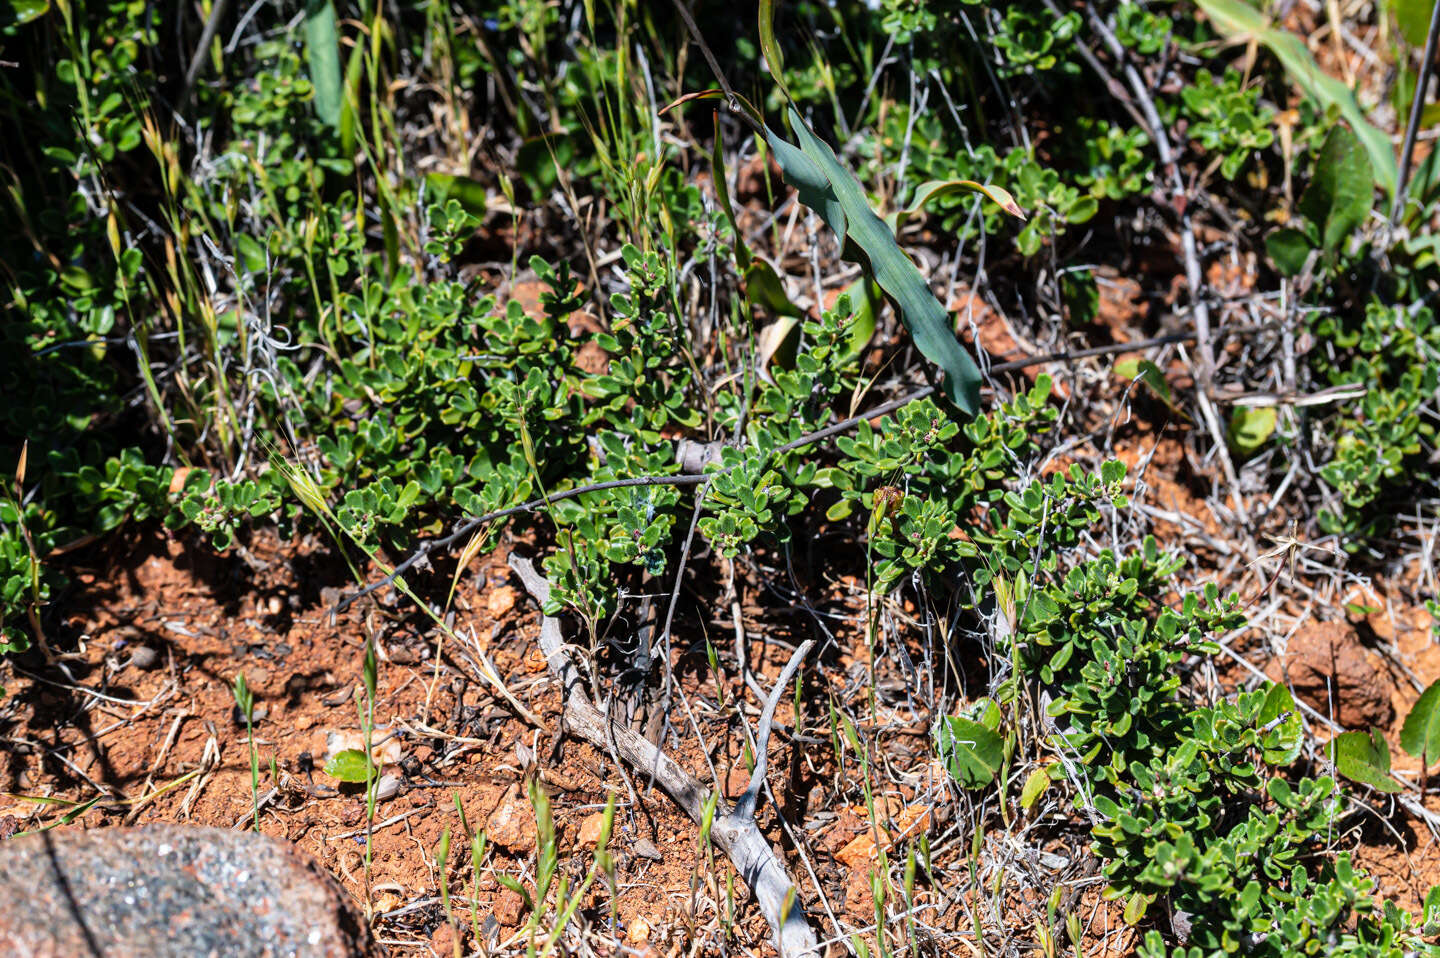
[765, 109, 982, 414]
[892, 179, 1026, 232]
[764, 128, 847, 240]
[303, 0, 343, 130]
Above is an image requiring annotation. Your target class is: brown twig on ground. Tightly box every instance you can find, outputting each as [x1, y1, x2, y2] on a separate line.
[509, 554, 821, 958]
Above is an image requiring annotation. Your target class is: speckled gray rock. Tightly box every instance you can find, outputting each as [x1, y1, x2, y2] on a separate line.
[0, 825, 374, 957]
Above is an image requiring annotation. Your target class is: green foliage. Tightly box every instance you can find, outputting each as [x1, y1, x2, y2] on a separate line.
[1409, 681, 1440, 770]
[763, 98, 989, 412]
[1331, 730, 1404, 794]
[1310, 303, 1439, 540]
[1197, 0, 1397, 196]
[935, 713, 1004, 789]
[1180, 69, 1276, 179]
[324, 749, 374, 784]
[6, 1, 1440, 952]
[1267, 125, 1375, 275]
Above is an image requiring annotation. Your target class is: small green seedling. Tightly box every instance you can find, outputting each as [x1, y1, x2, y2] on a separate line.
[231, 673, 261, 832]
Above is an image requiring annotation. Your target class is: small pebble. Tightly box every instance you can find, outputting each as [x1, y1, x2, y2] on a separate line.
[632, 838, 663, 862]
[374, 775, 401, 802]
[232, 704, 268, 726]
[129, 646, 161, 671]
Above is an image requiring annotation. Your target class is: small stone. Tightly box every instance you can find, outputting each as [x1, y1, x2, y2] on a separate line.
[625, 915, 651, 945]
[487, 586, 518, 619]
[429, 922, 463, 957]
[485, 788, 537, 853]
[374, 774, 402, 802]
[232, 703, 268, 726]
[1267, 620, 1395, 730]
[0, 824, 373, 957]
[577, 812, 607, 848]
[494, 888, 524, 927]
[725, 763, 751, 799]
[128, 646, 161, 671]
[632, 838, 663, 862]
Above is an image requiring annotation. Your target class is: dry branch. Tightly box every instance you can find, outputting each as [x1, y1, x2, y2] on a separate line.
[509, 554, 820, 958]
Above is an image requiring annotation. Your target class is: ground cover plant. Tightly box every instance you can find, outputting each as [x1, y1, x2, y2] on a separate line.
[4, 0, 1440, 955]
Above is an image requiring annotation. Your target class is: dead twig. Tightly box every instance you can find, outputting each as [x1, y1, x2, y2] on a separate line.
[509, 554, 820, 958]
[1075, 2, 1251, 524]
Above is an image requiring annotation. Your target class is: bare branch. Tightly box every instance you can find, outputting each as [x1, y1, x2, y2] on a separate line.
[732, 639, 813, 824]
[509, 555, 820, 958]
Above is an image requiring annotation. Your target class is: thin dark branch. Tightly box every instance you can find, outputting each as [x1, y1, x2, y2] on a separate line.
[1392, 0, 1440, 224]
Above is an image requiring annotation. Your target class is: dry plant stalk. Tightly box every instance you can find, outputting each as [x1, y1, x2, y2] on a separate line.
[509, 554, 820, 957]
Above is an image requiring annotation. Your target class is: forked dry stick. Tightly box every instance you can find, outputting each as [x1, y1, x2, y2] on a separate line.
[509, 554, 820, 958]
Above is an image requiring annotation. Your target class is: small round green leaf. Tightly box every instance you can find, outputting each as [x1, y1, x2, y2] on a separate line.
[324, 748, 374, 783]
[935, 715, 1004, 790]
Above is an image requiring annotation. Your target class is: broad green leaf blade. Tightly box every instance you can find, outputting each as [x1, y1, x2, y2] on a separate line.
[1330, 729, 1403, 793]
[304, 0, 343, 130]
[764, 127, 846, 239]
[324, 748, 373, 783]
[1393, 0, 1438, 47]
[1298, 125, 1374, 253]
[774, 108, 982, 414]
[1401, 679, 1440, 766]
[1114, 358, 1176, 412]
[839, 276, 882, 360]
[936, 715, 1004, 789]
[1019, 766, 1050, 809]
[1266, 226, 1316, 277]
[1258, 682, 1303, 765]
[1, 0, 47, 28]
[1196, 0, 1396, 196]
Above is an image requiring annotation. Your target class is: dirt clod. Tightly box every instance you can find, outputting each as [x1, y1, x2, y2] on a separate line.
[1268, 620, 1396, 730]
[485, 786, 538, 852]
